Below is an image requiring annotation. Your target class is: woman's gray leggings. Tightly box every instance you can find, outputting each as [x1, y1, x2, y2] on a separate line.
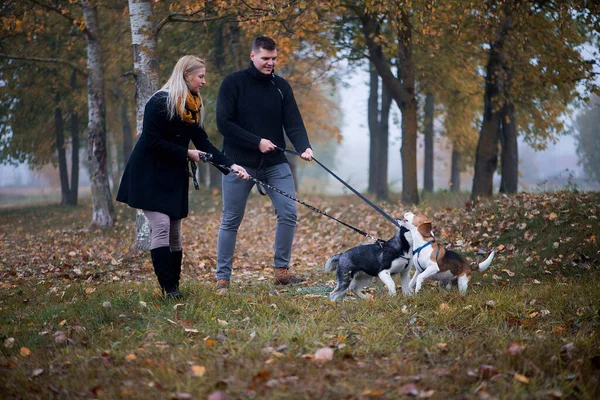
[143, 210, 182, 251]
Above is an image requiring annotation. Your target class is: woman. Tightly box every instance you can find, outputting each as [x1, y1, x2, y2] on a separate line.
[117, 55, 250, 299]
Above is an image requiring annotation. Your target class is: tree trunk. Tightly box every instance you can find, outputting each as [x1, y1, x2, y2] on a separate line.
[499, 101, 518, 193]
[129, 0, 159, 248]
[122, 100, 133, 164]
[375, 80, 391, 200]
[360, 11, 419, 205]
[367, 64, 391, 200]
[368, 65, 379, 194]
[471, 13, 513, 199]
[423, 92, 434, 192]
[68, 68, 80, 206]
[54, 91, 70, 205]
[450, 148, 461, 192]
[396, 11, 419, 205]
[82, 0, 114, 227]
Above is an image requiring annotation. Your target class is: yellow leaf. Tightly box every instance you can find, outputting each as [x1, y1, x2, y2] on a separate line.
[85, 287, 96, 294]
[204, 339, 217, 348]
[190, 365, 206, 377]
[125, 353, 137, 361]
[549, 212, 558, 220]
[58, 319, 67, 326]
[514, 373, 530, 384]
[20, 347, 31, 357]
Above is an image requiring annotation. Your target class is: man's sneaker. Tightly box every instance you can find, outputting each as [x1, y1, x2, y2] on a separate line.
[215, 279, 230, 295]
[273, 268, 306, 285]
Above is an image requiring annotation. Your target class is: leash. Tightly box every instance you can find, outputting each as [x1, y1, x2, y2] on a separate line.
[191, 154, 385, 245]
[275, 147, 401, 229]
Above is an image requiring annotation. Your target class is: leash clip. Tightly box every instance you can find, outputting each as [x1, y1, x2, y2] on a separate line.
[199, 152, 213, 163]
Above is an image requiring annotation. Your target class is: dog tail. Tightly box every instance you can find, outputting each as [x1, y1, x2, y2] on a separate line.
[324, 253, 342, 272]
[473, 250, 496, 272]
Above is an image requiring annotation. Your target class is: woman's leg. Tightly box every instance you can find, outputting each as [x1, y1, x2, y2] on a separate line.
[144, 210, 180, 297]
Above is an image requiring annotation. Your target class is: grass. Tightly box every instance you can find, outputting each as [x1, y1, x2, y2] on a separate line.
[1, 189, 599, 399]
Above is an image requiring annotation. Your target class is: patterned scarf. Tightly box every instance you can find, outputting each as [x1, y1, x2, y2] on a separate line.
[178, 92, 202, 125]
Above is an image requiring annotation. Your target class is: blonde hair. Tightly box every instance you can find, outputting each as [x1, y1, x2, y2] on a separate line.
[161, 55, 206, 125]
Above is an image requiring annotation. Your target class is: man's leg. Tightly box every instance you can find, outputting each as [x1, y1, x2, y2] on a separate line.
[216, 167, 254, 283]
[265, 163, 305, 284]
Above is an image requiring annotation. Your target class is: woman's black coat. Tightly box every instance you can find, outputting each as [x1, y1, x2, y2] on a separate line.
[117, 91, 232, 218]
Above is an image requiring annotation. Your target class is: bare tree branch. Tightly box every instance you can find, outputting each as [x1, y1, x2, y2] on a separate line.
[0, 53, 87, 76]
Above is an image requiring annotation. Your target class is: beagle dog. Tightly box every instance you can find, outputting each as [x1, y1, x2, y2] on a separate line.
[402, 211, 495, 295]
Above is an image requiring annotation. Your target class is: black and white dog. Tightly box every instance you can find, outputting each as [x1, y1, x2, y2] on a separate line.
[324, 224, 413, 301]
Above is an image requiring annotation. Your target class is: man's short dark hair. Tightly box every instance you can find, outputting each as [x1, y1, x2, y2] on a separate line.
[252, 36, 276, 52]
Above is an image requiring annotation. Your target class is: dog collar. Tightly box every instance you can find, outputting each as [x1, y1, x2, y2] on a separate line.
[413, 241, 433, 255]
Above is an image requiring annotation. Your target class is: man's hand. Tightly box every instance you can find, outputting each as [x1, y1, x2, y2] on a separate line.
[259, 139, 276, 153]
[187, 149, 207, 162]
[300, 148, 313, 161]
[231, 164, 250, 180]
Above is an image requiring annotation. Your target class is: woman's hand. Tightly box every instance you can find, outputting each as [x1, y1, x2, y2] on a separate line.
[231, 164, 250, 180]
[187, 149, 207, 162]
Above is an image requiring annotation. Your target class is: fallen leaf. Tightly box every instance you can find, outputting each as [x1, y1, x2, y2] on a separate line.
[439, 303, 452, 311]
[502, 269, 515, 277]
[504, 342, 527, 356]
[58, 319, 67, 326]
[514, 373, 530, 384]
[208, 391, 228, 400]
[32, 368, 44, 377]
[217, 319, 229, 326]
[54, 331, 68, 345]
[398, 383, 419, 396]
[313, 347, 334, 363]
[125, 353, 137, 361]
[20, 347, 31, 357]
[361, 389, 383, 396]
[478, 365, 498, 379]
[4, 337, 15, 348]
[85, 287, 96, 294]
[189, 365, 206, 377]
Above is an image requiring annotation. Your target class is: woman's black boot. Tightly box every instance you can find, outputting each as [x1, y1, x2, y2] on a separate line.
[150, 247, 183, 299]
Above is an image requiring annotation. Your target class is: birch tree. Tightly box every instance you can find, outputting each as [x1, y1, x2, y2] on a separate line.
[81, 0, 114, 227]
[128, 0, 159, 250]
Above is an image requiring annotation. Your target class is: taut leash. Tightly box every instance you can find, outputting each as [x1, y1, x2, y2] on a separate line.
[191, 154, 385, 245]
[276, 147, 401, 229]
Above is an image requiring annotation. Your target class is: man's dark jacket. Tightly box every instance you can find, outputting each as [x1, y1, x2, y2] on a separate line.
[117, 91, 232, 218]
[216, 63, 311, 168]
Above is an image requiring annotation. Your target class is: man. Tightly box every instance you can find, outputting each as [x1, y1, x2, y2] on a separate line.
[215, 35, 313, 291]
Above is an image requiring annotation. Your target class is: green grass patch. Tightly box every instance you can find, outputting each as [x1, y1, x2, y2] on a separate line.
[1, 190, 599, 398]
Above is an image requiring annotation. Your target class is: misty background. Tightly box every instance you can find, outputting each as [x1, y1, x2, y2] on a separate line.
[0, 64, 596, 198]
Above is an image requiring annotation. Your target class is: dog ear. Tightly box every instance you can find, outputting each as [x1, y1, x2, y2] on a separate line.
[418, 222, 433, 238]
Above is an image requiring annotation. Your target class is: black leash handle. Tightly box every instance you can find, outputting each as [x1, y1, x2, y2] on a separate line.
[277, 147, 401, 229]
[198, 153, 385, 245]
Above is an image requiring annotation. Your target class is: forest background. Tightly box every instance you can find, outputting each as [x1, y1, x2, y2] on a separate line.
[1, 0, 599, 222]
